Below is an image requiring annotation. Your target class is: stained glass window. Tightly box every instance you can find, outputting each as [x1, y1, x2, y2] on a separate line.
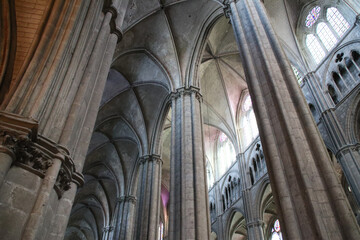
[270, 219, 283, 240]
[305, 6, 321, 28]
[327, 7, 350, 37]
[291, 65, 302, 84]
[316, 22, 337, 50]
[158, 222, 164, 240]
[306, 34, 326, 64]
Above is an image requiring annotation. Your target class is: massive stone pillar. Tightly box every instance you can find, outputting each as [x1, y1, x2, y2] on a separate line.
[168, 86, 211, 240]
[225, 0, 360, 239]
[0, 112, 83, 240]
[0, 0, 128, 239]
[135, 154, 162, 240]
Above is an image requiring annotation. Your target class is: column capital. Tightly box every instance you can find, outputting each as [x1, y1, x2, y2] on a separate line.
[355, 14, 360, 26]
[247, 220, 265, 228]
[335, 143, 360, 157]
[103, 225, 114, 233]
[102, 3, 123, 42]
[223, 0, 234, 18]
[171, 86, 203, 102]
[0, 111, 84, 198]
[117, 195, 137, 204]
[139, 154, 163, 165]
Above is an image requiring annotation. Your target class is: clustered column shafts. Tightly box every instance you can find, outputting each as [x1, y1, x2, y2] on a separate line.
[135, 154, 163, 240]
[0, 0, 125, 239]
[225, 0, 360, 239]
[113, 195, 137, 240]
[168, 86, 211, 240]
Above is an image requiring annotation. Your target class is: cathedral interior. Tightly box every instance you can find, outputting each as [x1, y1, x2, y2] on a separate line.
[1, 0, 360, 239]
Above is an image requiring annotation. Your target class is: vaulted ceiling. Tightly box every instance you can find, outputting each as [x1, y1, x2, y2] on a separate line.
[67, 0, 309, 237]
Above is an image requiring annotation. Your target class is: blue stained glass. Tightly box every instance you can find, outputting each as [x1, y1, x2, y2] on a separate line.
[305, 6, 321, 28]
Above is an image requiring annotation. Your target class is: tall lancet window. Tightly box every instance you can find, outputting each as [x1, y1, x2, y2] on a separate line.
[240, 95, 258, 148]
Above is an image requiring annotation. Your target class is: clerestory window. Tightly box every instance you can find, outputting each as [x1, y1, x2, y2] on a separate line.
[302, 5, 351, 65]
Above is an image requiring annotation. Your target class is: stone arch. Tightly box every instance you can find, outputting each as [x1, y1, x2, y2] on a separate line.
[225, 209, 247, 240]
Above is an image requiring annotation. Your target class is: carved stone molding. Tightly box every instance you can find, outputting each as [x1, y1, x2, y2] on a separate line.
[247, 220, 265, 228]
[103, 226, 114, 233]
[355, 14, 360, 26]
[139, 154, 163, 165]
[335, 143, 360, 158]
[117, 195, 137, 204]
[171, 86, 203, 102]
[223, 0, 233, 19]
[102, 2, 123, 42]
[0, 111, 84, 199]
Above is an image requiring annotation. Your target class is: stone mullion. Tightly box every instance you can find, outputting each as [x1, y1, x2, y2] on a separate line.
[227, 0, 360, 239]
[168, 87, 210, 240]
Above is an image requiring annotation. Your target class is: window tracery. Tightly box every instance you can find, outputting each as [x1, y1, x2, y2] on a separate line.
[301, 5, 351, 65]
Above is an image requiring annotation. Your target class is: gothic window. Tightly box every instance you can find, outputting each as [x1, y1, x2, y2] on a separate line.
[302, 5, 351, 65]
[306, 34, 325, 64]
[328, 84, 338, 104]
[217, 132, 236, 177]
[316, 22, 337, 51]
[240, 95, 258, 148]
[270, 219, 283, 240]
[327, 7, 350, 37]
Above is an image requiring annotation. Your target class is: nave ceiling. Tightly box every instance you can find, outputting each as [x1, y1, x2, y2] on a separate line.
[67, 0, 313, 235]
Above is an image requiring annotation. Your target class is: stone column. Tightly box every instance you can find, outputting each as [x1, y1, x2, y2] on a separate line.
[168, 86, 211, 240]
[113, 195, 136, 240]
[237, 153, 265, 240]
[247, 219, 265, 240]
[305, 72, 360, 206]
[0, 111, 83, 240]
[225, 0, 360, 239]
[135, 155, 162, 240]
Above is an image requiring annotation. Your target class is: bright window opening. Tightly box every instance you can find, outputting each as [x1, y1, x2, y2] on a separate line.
[327, 7, 350, 37]
[305, 6, 321, 28]
[306, 34, 326, 64]
[316, 22, 337, 50]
